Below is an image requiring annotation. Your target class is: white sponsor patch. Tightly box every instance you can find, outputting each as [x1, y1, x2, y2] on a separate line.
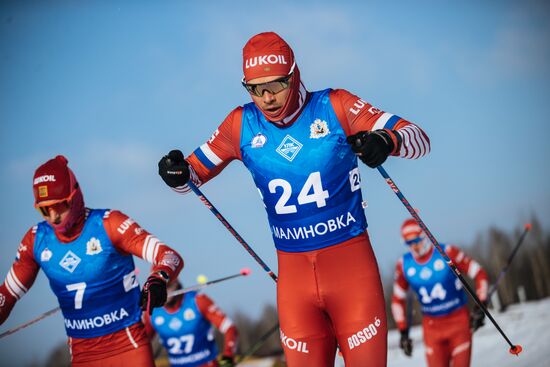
[33, 175, 56, 184]
[309, 119, 330, 139]
[64, 307, 129, 330]
[59, 251, 81, 273]
[272, 212, 357, 241]
[276, 135, 302, 162]
[280, 330, 309, 353]
[117, 218, 135, 234]
[41, 248, 52, 262]
[159, 251, 180, 271]
[154, 316, 165, 326]
[420, 267, 433, 280]
[434, 259, 445, 271]
[245, 54, 288, 69]
[169, 317, 183, 331]
[184, 308, 196, 321]
[123, 270, 139, 292]
[407, 267, 416, 277]
[86, 237, 103, 255]
[251, 133, 267, 148]
[348, 317, 382, 350]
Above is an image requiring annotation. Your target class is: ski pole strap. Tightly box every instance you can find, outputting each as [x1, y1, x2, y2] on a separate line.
[376, 165, 522, 354]
[187, 182, 278, 282]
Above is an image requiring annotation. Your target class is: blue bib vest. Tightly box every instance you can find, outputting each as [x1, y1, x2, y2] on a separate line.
[151, 291, 218, 367]
[240, 89, 367, 252]
[403, 244, 467, 316]
[33, 209, 141, 338]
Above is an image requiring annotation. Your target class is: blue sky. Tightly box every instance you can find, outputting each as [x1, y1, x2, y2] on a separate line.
[1, 0, 549, 364]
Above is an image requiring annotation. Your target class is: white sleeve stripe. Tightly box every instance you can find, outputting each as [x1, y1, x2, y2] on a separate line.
[393, 283, 407, 299]
[219, 317, 234, 333]
[391, 303, 405, 323]
[468, 261, 481, 278]
[142, 235, 151, 260]
[9, 268, 27, 292]
[398, 125, 431, 159]
[478, 279, 488, 299]
[5, 280, 20, 299]
[398, 129, 409, 157]
[456, 251, 465, 262]
[200, 143, 223, 166]
[400, 128, 415, 158]
[145, 237, 160, 263]
[409, 126, 424, 158]
[152, 243, 161, 265]
[6, 272, 25, 299]
[372, 112, 393, 131]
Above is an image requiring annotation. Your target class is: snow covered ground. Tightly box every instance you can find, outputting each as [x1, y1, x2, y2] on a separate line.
[239, 298, 550, 366]
[384, 297, 550, 367]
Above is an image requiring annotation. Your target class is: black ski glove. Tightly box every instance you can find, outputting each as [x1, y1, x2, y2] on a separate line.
[218, 355, 235, 367]
[158, 149, 190, 188]
[399, 329, 413, 357]
[347, 129, 400, 168]
[470, 302, 487, 331]
[140, 272, 168, 315]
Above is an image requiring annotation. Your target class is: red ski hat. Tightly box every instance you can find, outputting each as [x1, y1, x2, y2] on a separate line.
[242, 32, 295, 82]
[33, 155, 77, 206]
[401, 218, 423, 241]
[242, 32, 305, 124]
[33, 155, 85, 234]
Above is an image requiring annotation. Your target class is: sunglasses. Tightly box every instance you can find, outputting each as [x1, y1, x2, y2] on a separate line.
[36, 200, 70, 217]
[242, 73, 293, 97]
[405, 236, 424, 246]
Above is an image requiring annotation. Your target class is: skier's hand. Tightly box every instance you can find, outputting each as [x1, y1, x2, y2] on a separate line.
[399, 329, 413, 357]
[218, 355, 235, 367]
[158, 150, 190, 188]
[140, 272, 168, 315]
[470, 302, 487, 331]
[346, 129, 400, 168]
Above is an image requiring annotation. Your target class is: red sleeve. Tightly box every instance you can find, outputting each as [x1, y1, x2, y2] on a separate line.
[330, 89, 430, 159]
[391, 258, 410, 331]
[103, 210, 183, 281]
[0, 228, 40, 325]
[445, 245, 488, 302]
[169, 108, 243, 196]
[196, 294, 238, 357]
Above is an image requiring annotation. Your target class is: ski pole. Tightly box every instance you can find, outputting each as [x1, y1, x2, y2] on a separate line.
[0, 268, 251, 340]
[236, 322, 280, 365]
[187, 181, 278, 283]
[168, 268, 251, 297]
[487, 223, 531, 300]
[0, 306, 60, 340]
[376, 165, 522, 356]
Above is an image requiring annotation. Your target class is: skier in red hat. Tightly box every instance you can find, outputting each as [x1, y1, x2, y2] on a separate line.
[158, 32, 431, 366]
[0, 155, 184, 366]
[391, 218, 488, 367]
